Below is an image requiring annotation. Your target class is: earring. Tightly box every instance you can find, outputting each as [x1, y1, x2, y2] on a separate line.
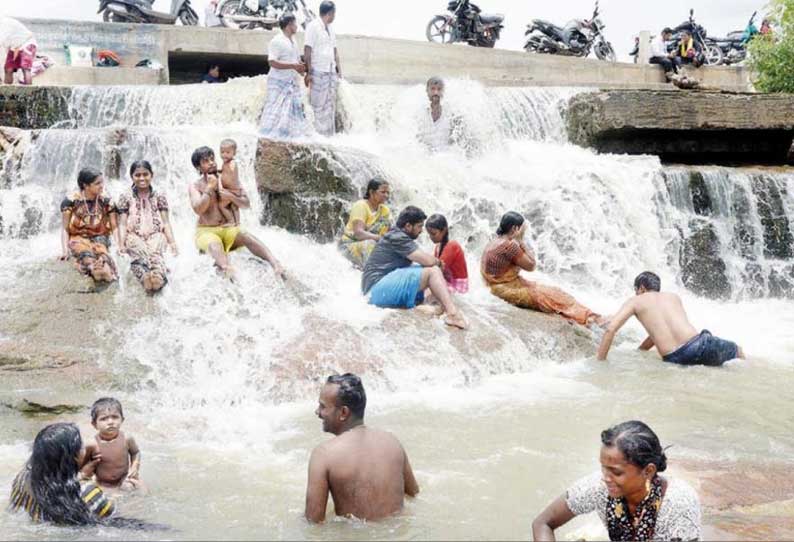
[645, 478, 651, 494]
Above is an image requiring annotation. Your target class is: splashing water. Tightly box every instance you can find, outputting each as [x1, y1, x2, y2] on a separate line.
[0, 78, 793, 540]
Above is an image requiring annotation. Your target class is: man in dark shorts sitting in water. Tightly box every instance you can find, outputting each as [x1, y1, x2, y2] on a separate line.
[305, 374, 419, 522]
[597, 271, 744, 366]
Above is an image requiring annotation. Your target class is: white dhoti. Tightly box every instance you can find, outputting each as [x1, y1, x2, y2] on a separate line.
[258, 77, 309, 140]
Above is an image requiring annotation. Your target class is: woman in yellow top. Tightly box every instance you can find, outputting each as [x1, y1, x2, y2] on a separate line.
[339, 178, 392, 268]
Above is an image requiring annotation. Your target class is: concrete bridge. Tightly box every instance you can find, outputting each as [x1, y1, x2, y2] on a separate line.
[18, 18, 752, 91]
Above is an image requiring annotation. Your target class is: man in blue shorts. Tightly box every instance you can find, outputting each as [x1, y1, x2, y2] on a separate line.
[362, 206, 467, 329]
[597, 271, 744, 366]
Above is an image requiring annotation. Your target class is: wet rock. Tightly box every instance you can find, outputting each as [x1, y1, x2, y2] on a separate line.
[679, 219, 731, 299]
[689, 170, 712, 216]
[730, 182, 759, 260]
[768, 264, 794, 299]
[2, 399, 84, 417]
[0, 86, 73, 130]
[255, 139, 386, 243]
[567, 90, 794, 165]
[751, 174, 794, 260]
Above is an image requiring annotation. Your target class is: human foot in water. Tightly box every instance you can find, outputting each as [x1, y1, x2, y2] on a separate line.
[444, 312, 469, 330]
[416, 304, 444, 317]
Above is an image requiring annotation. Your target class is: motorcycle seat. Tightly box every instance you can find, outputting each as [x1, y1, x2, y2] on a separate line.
[479, 13, 504, 24]
[727, 30, 745, 40]
[533, 19, 561, 31]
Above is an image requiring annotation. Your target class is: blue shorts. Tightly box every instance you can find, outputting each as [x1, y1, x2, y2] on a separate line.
[369, 266, 425, 309]
[663, 330, 739, 367]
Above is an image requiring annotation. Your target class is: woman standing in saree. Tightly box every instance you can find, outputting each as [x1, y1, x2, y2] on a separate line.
[338, 178, 392, 268]
[117, 160, 178, 294]
[480, 212, 602, 326]
[59, 168, 119, 284]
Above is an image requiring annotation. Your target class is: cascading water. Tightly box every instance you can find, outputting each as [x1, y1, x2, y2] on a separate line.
[1, 78, 793, 540]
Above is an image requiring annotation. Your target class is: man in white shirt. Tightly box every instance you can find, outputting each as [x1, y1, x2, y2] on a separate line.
[258, 14, 309, 139]
[649, 27, 679, 81]
[1, 17, 37, 85]
[304, 1, 341, 136]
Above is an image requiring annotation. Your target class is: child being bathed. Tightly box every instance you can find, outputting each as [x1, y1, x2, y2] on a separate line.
[218, 138, 243, 227]
[80, 397, 145, 492]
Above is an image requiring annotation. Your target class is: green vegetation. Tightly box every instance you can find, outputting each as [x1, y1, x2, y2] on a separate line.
[749, 0, 794, 92]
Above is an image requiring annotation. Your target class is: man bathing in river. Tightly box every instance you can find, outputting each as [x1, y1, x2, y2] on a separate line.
[597, 271, 744, 366]
[305, 374, 419, 522]
[188, 146, 286, 279]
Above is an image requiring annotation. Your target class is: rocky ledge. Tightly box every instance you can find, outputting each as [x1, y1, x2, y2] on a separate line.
[567, 90, 794, 165]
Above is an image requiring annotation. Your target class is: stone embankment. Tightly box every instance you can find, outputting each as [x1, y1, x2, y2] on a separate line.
[567, 90, 794, 165]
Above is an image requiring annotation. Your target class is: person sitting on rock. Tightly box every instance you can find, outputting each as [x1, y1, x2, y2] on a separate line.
[596, 271, 745, 366]
[426, 213, 468, 294]
[59, 169, 120, 285]
[532, 420, 702, 541]
[338, 178, 392, 269]
[361, 205, 468, 329]
[480, 212, 604, 327]
[649, 28, 681, 81]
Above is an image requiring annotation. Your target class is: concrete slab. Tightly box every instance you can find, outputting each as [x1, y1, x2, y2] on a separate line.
[14, 18, 752, 91]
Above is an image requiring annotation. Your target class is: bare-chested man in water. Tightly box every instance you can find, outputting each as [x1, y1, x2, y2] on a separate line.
[305, 374, 419, 522]
[598, 271, 744, 366]
[188, 146, 286, 279]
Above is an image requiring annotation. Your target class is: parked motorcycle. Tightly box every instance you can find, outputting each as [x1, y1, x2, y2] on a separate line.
[426, 0, 505, 48]
[217, 0, 314, 30]
[98, 0, 198, 25]
[710, 11, 758, 65]
[524, 2, 616, 62]
[670, 9, 723, 65]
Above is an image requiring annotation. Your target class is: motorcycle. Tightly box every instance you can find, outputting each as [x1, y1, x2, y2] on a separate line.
[524, 1, 616, 62]
[670, 9, 723, 65]
[98, 0, 198, 25]
[217, 0, 315, 30]
[426, 0, 505, 48]
[710, 11, 759, 65]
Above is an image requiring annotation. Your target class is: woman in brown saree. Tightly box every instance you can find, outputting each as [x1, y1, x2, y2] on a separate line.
[117, 160, 178, 294]
[59, 168, 119, 283]
[481, 211, 602, 326]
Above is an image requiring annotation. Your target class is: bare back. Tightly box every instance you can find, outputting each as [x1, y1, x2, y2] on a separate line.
[94, 431, 130, 487]
[319, 427, 411, 520]
[633, 292, 698, 356]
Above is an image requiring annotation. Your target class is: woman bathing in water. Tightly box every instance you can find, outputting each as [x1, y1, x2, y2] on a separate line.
[480, 212, 605, 327]
[117, 161, 178, 294]
[338, 178, 392, 269]
[59, 169, 120, 284]
[532, 420, 701, 541]
[426, 214, 468, 294]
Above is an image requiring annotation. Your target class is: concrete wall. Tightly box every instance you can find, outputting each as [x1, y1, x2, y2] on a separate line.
[16, 18, 752, 91]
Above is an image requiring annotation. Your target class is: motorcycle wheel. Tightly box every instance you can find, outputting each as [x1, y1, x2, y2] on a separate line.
[180, 7, 199, 26]
[426, 16, 453, 44]
[704, 43, 724, 65]
[219, 0, 243, 29]
[476, 30, 498, 48]
[595, 41, 617, 62]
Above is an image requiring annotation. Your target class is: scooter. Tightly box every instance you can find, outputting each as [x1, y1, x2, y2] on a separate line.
[217, 0, 315, 30]
[98, 0, 199, 26]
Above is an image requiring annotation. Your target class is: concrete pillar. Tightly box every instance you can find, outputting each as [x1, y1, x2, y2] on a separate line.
[638, 31, 651, 64]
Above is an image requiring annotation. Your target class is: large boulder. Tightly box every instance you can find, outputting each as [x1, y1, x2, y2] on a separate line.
[567, 90, 794, 164]
[255, 139, 387, 243]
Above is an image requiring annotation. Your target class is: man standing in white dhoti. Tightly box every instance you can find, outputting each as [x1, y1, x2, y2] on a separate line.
[259, 14, 309, 140]
[304, 1, 341, 137]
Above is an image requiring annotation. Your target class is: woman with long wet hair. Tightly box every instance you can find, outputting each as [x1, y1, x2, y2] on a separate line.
[8, 423, 115, 524]
[59, 169, 120, 283]
[532, 420, 701, 541]
[117, 160, 178, 294]
[426, 214, 468, 294]
[480, 211, 603, 326]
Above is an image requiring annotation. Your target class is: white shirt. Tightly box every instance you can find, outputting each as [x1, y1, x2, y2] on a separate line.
[650, 35, 668, 58]
[419, 107, 452, 152]
[304, 18, 336, 73]
[205, 4, 222, 27]
[0, 17, 34, 50]
[267, 32, 300, 82]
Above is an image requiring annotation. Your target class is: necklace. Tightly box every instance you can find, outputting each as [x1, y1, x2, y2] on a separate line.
[80, 191, 101, 217]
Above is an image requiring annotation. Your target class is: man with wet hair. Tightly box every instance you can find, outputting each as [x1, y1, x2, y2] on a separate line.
[362, 205, 468, 329]
[188, 146, 286, 280]
[305, 373, 419, 522]
[597, 271, 744, 366]
[304, 1, 341, 136]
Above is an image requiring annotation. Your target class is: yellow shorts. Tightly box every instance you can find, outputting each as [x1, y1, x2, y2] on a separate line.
[195, 226, 242, 254]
